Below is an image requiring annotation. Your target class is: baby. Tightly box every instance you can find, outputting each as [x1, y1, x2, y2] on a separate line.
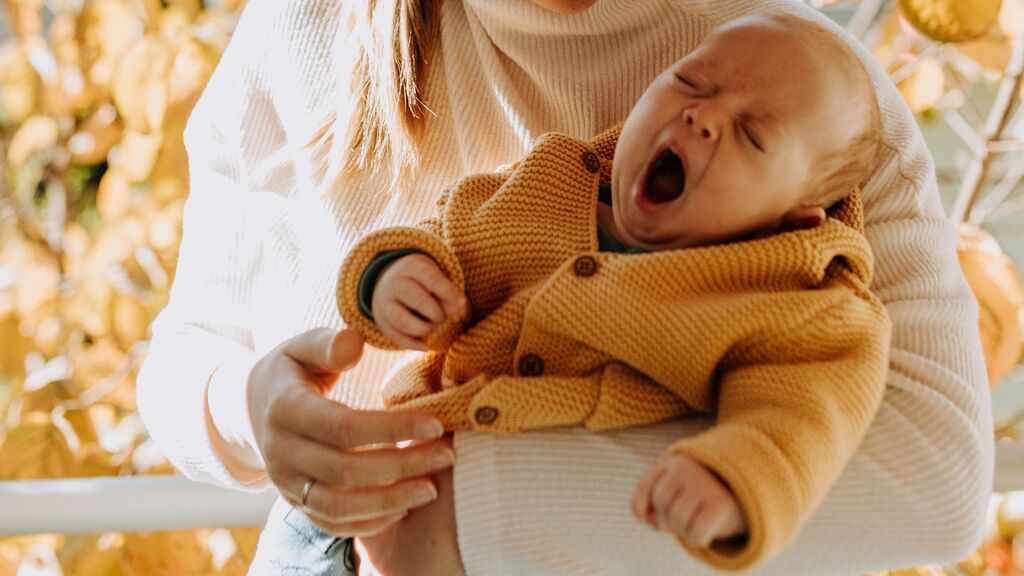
[337, 12, 889, 571]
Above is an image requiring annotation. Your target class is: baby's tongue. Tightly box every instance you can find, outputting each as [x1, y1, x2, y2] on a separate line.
[646, 152, 685, 203]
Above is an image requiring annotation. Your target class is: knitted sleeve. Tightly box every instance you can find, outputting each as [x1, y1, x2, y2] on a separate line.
[666, 281, 891, 571]
[336, 199, 467, 351]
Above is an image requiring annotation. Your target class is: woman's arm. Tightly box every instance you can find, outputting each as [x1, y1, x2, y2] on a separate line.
[136, 0, 347, 489]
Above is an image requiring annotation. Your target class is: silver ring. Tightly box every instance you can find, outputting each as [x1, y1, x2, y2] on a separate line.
[300, 478, 316, 511]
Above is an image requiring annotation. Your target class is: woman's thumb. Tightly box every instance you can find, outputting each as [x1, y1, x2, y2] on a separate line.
[285, 328, 365, 373]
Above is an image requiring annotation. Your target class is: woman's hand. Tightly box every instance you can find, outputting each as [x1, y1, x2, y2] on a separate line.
[356, 460, 465, 576]
[247, 327, 455, 536]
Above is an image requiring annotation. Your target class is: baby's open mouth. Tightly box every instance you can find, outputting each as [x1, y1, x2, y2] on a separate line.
[643, 149, 686, 204]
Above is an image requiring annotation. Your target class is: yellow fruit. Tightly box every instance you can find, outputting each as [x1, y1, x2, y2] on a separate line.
[900, 0, 1002, 43]
[997, 492, 1024, 542]
[895, 57, 946, 113]
[957, 225, 1024, 387]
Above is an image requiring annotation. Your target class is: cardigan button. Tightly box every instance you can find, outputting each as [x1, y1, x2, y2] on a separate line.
[474, 406, 499, 425]
[573, 255, 598, 277]
[518, 354, 545, 376]
[581, 150, 601, 173]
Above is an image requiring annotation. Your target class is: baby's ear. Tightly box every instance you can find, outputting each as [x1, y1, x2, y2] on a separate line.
[778, 206, 827, 232]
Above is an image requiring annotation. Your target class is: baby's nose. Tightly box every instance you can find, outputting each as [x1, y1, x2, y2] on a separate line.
[683, 107, 719, 141]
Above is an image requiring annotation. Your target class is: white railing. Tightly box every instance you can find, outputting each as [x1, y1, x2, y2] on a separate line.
[0, 442, 1020, 536]
[0, 475, 276, 536]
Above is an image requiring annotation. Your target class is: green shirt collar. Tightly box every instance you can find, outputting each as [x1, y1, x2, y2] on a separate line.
[597, 182, 646, 254]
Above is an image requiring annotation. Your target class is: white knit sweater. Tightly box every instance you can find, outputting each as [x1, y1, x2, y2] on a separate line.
[136, 1, 994, 574]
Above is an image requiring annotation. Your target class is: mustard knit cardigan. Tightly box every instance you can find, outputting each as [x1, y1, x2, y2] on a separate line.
[337, 126, 891, 571]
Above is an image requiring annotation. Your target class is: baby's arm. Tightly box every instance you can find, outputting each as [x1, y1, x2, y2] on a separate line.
[661, 284, 890, 570]
[371, 253, 466, 350]
[337, 213, 469, 351]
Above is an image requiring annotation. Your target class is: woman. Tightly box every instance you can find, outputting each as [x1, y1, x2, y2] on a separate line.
[136, 0, 993, 574]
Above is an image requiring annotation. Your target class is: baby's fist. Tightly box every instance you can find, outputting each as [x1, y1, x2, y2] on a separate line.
[372, 253, 466, 350]
[632, 454, 747, 548]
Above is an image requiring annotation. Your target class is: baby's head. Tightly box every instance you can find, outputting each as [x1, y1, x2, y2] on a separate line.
[610, 13, 881, 250]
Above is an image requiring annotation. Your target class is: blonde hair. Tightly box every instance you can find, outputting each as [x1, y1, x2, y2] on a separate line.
[312, 0, 441, 185]
[766, 13, 883, 208]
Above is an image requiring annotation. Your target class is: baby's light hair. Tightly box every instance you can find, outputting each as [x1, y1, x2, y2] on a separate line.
[761, 12, 883, 209]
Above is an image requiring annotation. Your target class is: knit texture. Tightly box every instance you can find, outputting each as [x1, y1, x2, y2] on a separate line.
[337, 126, 891, 570]
[136, 0, 992, 573]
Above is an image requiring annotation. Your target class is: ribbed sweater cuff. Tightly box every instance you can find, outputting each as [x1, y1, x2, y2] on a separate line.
[206, 351, 268, 485]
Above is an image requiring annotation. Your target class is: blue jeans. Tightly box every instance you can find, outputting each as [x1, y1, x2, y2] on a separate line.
[248, 497, 356, 576]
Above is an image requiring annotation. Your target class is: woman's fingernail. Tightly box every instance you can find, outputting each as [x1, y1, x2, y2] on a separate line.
[413, 484, 438, 504]
[432, 448, 455, 468]
[417, 420, 444, 438]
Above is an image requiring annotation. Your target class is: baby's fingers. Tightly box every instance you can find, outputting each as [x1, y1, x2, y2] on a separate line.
[395, 278, 446, 324]
[412, 266, 466, 317]
[632, 464, 666, 524]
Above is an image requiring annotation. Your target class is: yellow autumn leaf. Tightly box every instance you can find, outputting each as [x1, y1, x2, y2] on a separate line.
[64, 279, 114, 337]
[168, 37, 218, 109]
[111, 36, 174, 134]
[7, 114, 59, 165]
[68, 336, 124, 392]
[111, 296, 151, 351]
[229, 528, 261, 565]
[78, 0, 142, 82]
[68, 104, 123, 165]
[899, 0, 1003, 43]
[0, 414, 77, 480]
[96, 168, 135, 220]
[77, 446, 125, 477]
[0, 44, 40, 125]
[61, 222, 93, 280]
[120, 532, 212, 576]
[111, 129, 164, 182]
[0, 316, 32, 377]
[13, 256, 61, 320]
[74, 548, 124, 576]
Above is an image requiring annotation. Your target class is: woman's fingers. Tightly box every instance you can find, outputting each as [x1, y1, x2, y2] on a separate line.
[285, 391, 444, 449]
[312, 511, 409, 539]
[296, 475, 439, 525]
[281, 433, 455, 489]
[281, 328, 364, 376]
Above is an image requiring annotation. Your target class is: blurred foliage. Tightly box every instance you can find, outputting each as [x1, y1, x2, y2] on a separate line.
[0, 0, 255, 573]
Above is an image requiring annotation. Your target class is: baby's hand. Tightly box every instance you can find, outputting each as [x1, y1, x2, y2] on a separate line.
[372, 253, 467, 351]
[632, 454, 748, 548]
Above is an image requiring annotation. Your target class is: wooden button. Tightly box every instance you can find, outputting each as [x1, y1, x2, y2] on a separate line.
[573, 255, 598, 277]
[474, 406, 499, 425]
[518, 354, 545, 376]
[582, 150, 601, 173]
